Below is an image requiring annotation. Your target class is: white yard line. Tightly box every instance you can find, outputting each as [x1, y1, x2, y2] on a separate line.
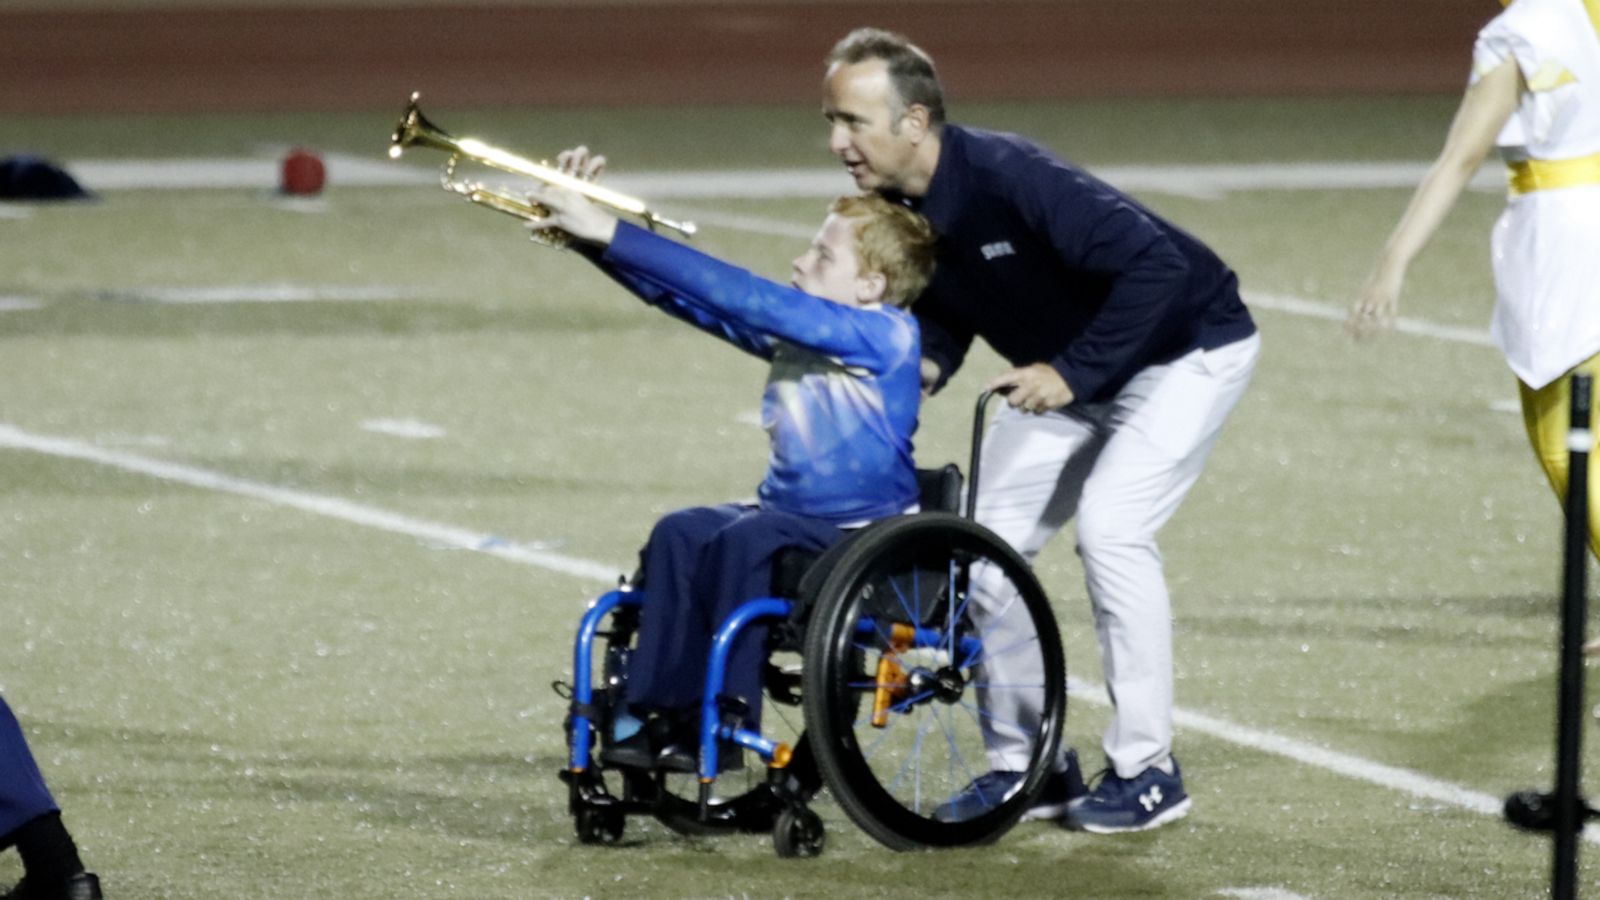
[359, 418, 447, 440]
[0, 408, 1580, 838]
[0, 425, 619, 583]
[1068, 678, 1516, 822]
[61, 157, 1509, 198]
[1245, 291, 1494, 346]
[98, 284, 429, 304]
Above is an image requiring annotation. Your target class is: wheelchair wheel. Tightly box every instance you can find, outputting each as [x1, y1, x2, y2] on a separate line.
[772, 805, 826, 858]
[574, 805, 626, 845]
[800, 513, 1066, 850]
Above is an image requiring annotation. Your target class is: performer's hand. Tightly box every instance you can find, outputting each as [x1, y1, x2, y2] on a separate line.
[555, 145, 607, 182]
[919, 358, 942, 398]
[525, 184, 618, 246]
[1348, 267, 1402, 339]
[988, 363, 1073, 414]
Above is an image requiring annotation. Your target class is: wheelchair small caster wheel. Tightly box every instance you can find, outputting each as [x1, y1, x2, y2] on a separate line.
[773, 806, 824, 858]
[575, 806, 625, 845]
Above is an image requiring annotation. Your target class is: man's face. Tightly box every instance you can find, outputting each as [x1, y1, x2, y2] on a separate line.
[791, 213, 882, 307]
[822, 60, 923, 193]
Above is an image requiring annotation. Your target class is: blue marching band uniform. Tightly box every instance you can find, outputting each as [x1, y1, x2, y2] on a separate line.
[581, 221, 922, 733]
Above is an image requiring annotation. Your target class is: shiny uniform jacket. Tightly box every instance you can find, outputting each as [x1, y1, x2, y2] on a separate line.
[587, 221, 922, 525]
[905, 124, 1256, 402]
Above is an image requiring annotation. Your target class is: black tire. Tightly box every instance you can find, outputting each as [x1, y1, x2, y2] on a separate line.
[574, 806, 625, 845]
[772, 805, 826, 858]
[800, 513, 1066, 850]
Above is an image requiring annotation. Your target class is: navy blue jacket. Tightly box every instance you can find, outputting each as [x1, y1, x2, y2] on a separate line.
[907, 125, 1256, 403]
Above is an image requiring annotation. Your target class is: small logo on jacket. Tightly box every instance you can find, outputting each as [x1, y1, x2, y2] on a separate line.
[980, 240, 1016, 261]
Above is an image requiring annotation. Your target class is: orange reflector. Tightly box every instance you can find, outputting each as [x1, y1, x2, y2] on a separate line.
[871, 622, 916, 727]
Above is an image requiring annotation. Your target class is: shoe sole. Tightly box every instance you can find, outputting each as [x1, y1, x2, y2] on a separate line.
[1069, 797, 1192, 834]
[1020, 800, 1073, 822]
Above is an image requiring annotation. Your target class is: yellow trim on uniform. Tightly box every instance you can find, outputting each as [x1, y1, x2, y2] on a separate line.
[1586, 0, 1600, 37]
[1507, 152, 1600, 194]
[1520, 351, 1600, 560]
[1526, 61, 1578, 91]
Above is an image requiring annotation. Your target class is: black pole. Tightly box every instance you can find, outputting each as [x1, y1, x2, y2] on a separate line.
[968, 388, 1013, 521]
[969, 390, 998, 520]
[1554, 372, 1592, 900]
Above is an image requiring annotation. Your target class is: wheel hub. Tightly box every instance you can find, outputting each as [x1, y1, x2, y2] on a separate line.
[909, 666, 966, 704]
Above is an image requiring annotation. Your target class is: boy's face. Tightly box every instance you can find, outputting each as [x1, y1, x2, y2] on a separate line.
[791, 213, 885, 307]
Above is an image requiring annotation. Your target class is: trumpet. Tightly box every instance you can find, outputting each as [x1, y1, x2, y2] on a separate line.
[388, 92, 696, 241]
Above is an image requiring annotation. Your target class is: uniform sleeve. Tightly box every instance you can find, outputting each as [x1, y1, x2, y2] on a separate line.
[1473, 8, 1542, 86]
[576, 232, 774, 358]
[1011, 158, 1190, 401]
[1473, 3, 1584, 149]
[602, 222, 916, 375]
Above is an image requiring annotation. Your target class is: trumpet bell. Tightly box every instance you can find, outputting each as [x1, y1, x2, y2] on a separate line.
[386, 92, 697, 240]
[388, 91, 455, 160]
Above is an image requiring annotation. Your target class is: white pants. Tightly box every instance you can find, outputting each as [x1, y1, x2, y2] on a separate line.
[972, 334, 1260, 776]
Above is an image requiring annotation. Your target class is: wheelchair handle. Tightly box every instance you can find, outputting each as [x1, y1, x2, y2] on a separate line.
[968, 387, 1013, 520]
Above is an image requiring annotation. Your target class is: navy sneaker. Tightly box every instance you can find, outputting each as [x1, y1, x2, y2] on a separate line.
[934, 750, 1086, 823]
[932, 770, 1026, 822]
[1062, 758, 1191, 833]
[1021, 749, 1087, 821]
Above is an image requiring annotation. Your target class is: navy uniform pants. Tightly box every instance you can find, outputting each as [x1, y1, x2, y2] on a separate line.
[626, 504, 844, 727]
[0, 696, 58, 844]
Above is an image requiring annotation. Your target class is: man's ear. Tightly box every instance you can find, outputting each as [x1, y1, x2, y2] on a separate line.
[857, 271, 888, 305]
[903, 104, 932, 144]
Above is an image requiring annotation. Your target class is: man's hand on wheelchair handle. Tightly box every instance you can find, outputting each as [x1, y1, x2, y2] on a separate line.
[987, 363, 1074, 414]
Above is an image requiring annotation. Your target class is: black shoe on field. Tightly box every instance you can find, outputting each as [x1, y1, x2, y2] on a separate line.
[2, 871, 103, 900]
[655, 738, 745, 774]
[598, 729, 658, 769]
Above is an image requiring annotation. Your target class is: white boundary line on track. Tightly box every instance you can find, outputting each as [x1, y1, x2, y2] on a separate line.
[2, 410, 1583, 839]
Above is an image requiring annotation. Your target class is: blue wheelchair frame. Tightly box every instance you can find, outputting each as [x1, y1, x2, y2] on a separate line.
[559, 390, 1064, 854]
[568, 590, 983, 788]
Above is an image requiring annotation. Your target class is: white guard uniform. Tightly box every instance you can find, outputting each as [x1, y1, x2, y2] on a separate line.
[1478, 0, 1600, 389]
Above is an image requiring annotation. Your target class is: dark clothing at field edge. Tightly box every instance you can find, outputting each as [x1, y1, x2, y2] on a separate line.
[0, 698, 57, 839]
[903, 124, 1257, 402]
[2, 695, 98, 897]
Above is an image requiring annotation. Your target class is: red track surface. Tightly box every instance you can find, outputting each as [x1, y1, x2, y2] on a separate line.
[2, 1, 1489, 114]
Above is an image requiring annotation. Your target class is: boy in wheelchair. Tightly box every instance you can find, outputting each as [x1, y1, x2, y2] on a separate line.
[526, 167, 937, 772]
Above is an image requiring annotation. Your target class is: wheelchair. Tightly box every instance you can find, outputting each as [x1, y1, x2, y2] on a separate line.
[556, 391, 1067, 857]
